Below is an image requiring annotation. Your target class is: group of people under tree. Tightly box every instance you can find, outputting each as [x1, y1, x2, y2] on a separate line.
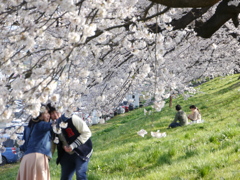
[168, 105, 202, 128]
[14, 99, 200, 180]
[17, 103, 93, 180]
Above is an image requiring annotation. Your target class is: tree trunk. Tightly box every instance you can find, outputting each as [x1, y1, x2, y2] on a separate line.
[149, 0, 221, 7]
[169, 95, 173, 108]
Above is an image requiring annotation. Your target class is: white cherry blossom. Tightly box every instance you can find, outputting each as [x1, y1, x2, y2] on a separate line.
[0, 0, 239, 142]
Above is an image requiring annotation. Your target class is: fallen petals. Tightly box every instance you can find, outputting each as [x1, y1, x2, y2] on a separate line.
[137, 129, 147, 137]
[151, 130, 167, 138]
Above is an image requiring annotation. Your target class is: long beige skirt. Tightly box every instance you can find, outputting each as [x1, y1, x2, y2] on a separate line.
[16, 153, 50, 180]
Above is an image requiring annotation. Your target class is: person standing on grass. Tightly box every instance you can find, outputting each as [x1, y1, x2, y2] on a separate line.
[168, 104, 188, 128]
[47, 103, 93, 180]
[17, 105, 53, 180]
[187, 105, 201, 121]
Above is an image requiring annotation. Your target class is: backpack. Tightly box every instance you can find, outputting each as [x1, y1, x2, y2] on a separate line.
[129, 103, 134, 111]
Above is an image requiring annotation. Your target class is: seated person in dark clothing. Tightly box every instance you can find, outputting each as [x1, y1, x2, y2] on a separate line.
[168, 105, 188, 128]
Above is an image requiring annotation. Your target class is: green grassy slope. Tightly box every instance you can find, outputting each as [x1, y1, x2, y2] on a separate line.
[87, 74, 240, 180]
[1, 74, 240, 180]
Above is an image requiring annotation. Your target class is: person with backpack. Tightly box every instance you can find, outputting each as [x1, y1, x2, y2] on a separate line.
[47, 103, 93, 180]
[17, 105, 53, 180]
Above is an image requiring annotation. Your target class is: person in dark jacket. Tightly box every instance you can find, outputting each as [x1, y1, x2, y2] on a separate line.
[47, 103, 93, 180]
[17, 105, 53, 180]
[168, 104, 188, 128]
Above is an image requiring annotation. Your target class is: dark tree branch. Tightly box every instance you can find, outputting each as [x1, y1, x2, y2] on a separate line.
[171, 7, 211, 30]
[195, 0, 240, 38]
[142, 2, 155, 19]
[146, 0, 239, 39]
[149, 0, 221, 7]
[148, 7, 211, 33]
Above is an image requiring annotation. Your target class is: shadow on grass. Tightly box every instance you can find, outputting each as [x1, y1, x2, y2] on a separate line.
[157, 153, 173, 165]
[213, 80, 240, 95]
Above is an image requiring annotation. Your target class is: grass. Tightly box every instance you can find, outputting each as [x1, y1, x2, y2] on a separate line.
[1, 74, 240, 180]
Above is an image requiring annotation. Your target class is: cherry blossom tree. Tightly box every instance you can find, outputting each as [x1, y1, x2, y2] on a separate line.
[0, 0, 239, 140]
[149, 0, 221, 7]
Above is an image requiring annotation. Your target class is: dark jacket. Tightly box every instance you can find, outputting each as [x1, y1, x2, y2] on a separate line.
[172, 110, 188, 126]
[56, 118, 93, 164]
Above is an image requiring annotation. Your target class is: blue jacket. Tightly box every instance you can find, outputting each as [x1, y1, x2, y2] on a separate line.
[23, 121, 53, 158]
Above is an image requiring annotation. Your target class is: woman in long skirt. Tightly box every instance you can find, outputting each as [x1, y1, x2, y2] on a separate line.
[17, 106, 53, 180]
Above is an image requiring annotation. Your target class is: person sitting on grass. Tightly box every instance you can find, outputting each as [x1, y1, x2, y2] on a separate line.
[187, 105, 201, 121]
[168, 104, 188, 128]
